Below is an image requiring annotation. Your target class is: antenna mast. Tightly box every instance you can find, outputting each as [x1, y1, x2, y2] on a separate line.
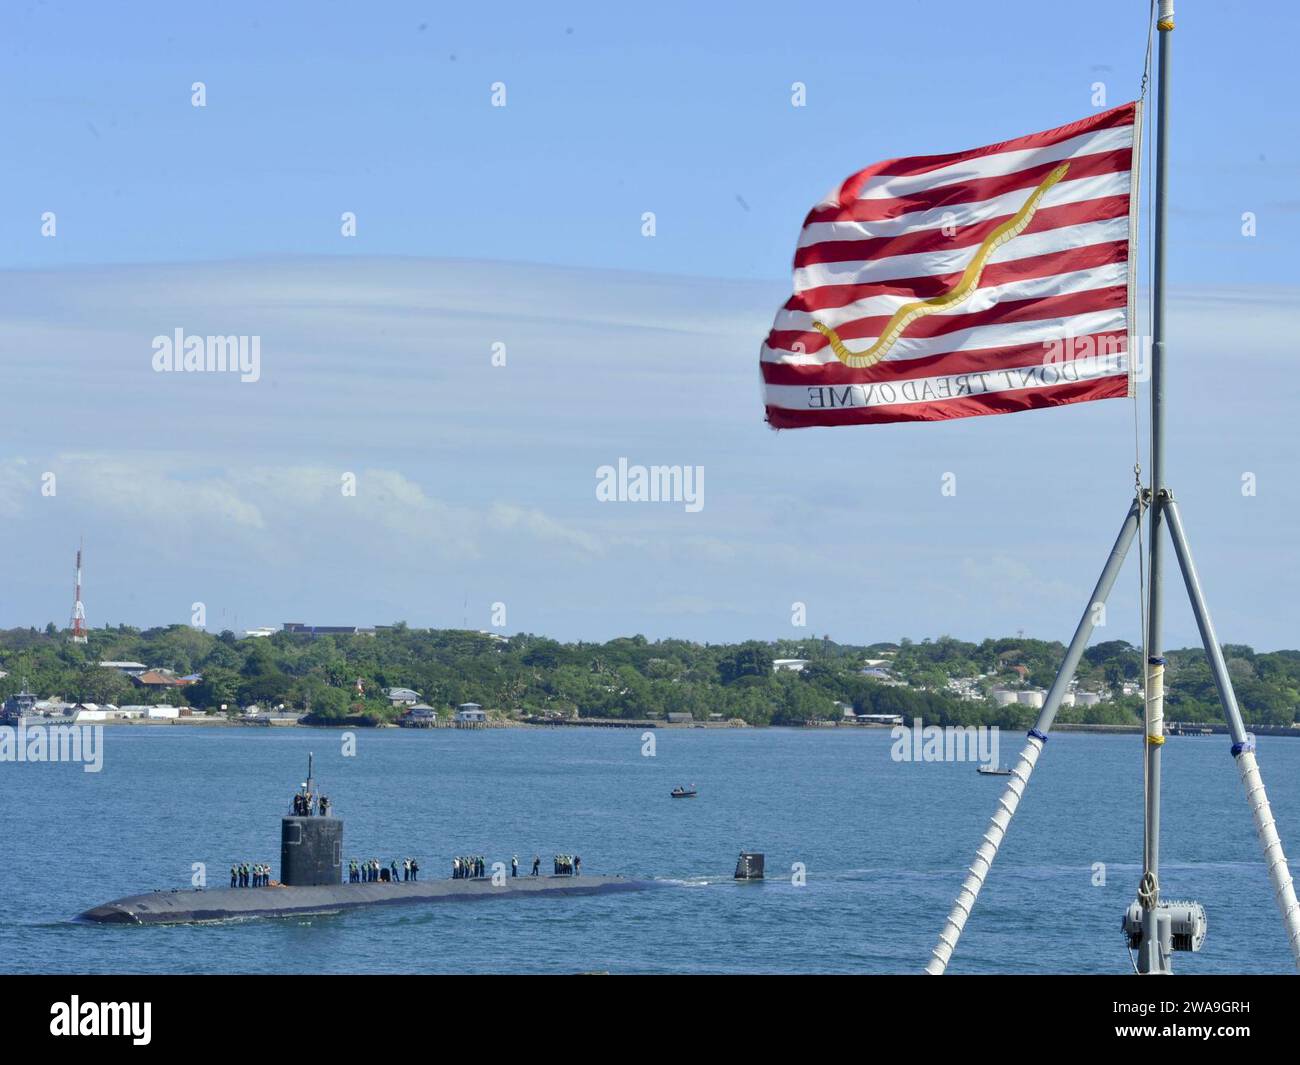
[69, 538, 87, 644]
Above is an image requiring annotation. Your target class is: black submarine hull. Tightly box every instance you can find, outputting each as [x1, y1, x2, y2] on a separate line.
[78, 875, 657, 925]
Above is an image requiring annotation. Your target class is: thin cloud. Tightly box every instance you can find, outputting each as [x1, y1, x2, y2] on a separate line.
[1, 257, 1296, 646]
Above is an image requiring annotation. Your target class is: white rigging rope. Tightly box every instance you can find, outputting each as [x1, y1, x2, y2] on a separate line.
[1237, 749, 1300, 969]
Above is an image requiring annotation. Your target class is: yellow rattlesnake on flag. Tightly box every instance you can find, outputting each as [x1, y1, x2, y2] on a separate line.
[762, 102, 1140, 428]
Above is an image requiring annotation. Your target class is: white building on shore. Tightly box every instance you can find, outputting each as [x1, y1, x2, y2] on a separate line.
[772, 659, 810, 672]
[454, 703, 487, 724]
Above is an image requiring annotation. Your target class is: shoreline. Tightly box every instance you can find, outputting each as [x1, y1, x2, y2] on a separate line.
[8, 716, 1298, 738]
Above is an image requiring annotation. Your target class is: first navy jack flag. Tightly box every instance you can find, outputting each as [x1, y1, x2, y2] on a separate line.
[762, 102, 1140, 428]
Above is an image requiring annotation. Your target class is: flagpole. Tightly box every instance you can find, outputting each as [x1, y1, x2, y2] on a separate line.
[1136, 0, 1175, 975]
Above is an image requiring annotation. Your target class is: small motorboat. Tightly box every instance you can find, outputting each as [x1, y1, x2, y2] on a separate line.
[976, 764, 1013, 776]
[670, 786, 698, 798]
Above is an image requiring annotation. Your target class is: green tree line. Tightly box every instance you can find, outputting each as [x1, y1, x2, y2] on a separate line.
[1, 625, 1295, 728]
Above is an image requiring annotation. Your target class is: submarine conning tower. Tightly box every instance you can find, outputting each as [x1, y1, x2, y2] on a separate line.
[280, 753, 343, 886]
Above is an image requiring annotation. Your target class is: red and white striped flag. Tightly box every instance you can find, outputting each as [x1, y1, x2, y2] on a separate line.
[762, 102, 1140, 429]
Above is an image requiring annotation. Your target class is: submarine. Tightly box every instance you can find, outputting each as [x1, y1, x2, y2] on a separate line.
[79, 755, 657, 925]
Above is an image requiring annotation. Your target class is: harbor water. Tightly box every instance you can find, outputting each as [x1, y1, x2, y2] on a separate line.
[2, 725, 1297, 974]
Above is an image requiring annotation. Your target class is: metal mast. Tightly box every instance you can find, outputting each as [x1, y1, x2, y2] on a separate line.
[1136, 0, 1175, 976]
[69, 538, 88, 644]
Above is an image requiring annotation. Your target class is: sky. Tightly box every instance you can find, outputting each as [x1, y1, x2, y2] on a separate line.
[1, 1, 1298, 649]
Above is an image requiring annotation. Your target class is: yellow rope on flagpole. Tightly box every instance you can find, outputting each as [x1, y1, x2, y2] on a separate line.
[812, 163, 1071, 369]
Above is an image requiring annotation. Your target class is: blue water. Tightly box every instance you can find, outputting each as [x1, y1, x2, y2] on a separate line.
[2, 725, 1297, 974]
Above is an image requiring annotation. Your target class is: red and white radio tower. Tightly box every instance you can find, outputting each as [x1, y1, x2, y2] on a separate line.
[70, 539, 87, 644]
